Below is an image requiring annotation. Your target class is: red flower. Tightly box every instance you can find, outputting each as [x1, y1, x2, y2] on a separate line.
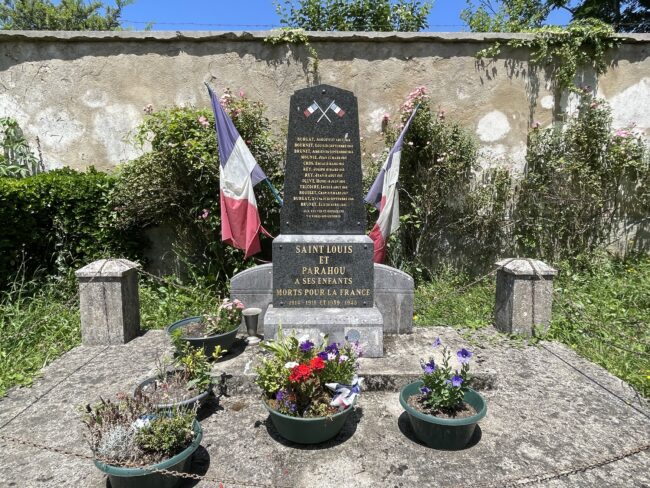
[309, 357, 326, 372]
[289, 364, 312, 383]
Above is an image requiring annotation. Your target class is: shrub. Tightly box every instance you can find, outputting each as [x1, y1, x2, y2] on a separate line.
[514, 88, 650, 263]
[111, 92, 284, 285]
[376, 87, 512, 278]
[0, 168, 142, 287]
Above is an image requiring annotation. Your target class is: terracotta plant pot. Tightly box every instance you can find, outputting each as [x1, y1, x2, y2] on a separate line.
[167, 316, 238, 356]
[93, 419, 202, 488]
[399, 380, 487, 450]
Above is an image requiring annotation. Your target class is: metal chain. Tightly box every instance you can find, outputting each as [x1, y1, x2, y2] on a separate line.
[0, 433, 286, 487]
[469, 442, 650, 488]
[1, 432, 648, 488]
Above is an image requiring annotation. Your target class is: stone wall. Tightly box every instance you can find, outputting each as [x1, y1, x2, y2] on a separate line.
[0, 30, 648, 172]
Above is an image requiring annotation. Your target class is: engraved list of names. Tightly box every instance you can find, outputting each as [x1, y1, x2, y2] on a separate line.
[280, 85, 366, 235]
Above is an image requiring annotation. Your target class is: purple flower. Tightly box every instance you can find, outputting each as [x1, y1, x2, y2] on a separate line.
[421, 360, 436, 374]
[432, 337, 442, 348]
[275, 390, 286, 401]
[325, 343, 339, 355]
[447, 375, 463, 388]
[457, 348, 472, 364]
[420, 386, 431, 395]
[299, 340, 314, 353]
[317, 351, 329, 361]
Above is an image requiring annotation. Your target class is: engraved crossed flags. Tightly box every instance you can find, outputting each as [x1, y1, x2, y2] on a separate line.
[303, 100, 346, 123]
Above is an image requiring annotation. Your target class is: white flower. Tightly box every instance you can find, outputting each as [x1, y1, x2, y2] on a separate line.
[284, 361, 299, 369]
[339, 354, 349, 363]
[327, 352, 337, 361]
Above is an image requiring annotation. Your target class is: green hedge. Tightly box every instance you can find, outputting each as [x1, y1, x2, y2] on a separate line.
[0, 168, 142, 287]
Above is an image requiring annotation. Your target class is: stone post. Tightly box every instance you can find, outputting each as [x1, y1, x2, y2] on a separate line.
[494, 258, 557, 337]
[75, 259, 140, 345]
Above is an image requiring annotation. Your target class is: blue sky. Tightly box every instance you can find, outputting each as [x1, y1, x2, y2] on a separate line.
[118, 0, 572, 32]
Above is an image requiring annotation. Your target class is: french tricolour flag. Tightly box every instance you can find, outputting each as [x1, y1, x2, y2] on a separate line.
[364, 105, 419, 263]
[331, 102, 345, 117]
[207, 85, 268, 258]
[304, 102, 319, 117]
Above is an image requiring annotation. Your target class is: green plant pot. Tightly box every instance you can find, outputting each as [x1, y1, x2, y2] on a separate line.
[134, 370, 212, 410]
[263, 398, 356, 444]
[94, 419, 203, 488]
[167, 316, 239, 356]
[399, 381, 487, 450]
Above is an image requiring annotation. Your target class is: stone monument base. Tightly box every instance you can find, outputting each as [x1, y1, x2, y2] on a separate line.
[264, 305, 384, 357]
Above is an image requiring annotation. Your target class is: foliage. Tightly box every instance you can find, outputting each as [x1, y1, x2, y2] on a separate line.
[414, 253, 650, 397]
[0, 118, 43, 178]
[201, 298, 245, 336]
[549, 253, 650, 397]
[138, 275, 222, 332]
[83, 394, 196, 466]
[264, 28, 320, 75]
[514, 88, 650, 262]
[0, 0, 133, 30]
[162, 329, 226, 392]
[275, 0, 432, 31]
[256, 328, 361, 417]
[419, 338, 472, 412]
[462, 0, 649, 33]
[477, 19, 622, 91]
[0, 272, 224, 397]
[414, 268, 495, 329]
[0, 168, 142, 288]
[111, 94, 283, 286]
[0, 272, 79, 396]
[376, 86, 512, 278]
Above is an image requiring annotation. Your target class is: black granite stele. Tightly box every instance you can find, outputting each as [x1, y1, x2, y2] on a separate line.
[273, 84, 374, 309]
[281, 84, 366, 235]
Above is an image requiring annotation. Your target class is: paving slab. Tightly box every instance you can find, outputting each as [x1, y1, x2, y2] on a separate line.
[0, 327, 648, 488]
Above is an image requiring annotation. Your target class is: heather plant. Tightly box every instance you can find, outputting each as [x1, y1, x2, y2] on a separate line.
[418, 338, 472, 412]
[82, 394, 197, 466]
[256, 328, 362, 417]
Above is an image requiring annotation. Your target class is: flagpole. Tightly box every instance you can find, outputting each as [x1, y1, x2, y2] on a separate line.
[204, 82, 283, 206]
[264, 178, 284, 206]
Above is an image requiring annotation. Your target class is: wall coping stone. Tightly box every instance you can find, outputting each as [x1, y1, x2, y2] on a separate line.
[0, 30, 647, 44]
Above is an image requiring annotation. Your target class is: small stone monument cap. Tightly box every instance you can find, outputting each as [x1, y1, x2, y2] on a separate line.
[495, 258, 557, 277]
[75, 258, 140, 279]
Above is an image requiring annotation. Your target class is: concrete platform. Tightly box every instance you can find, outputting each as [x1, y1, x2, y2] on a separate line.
[0, 327, 648, 487]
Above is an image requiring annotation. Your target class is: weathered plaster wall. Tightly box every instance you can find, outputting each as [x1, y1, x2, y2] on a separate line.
[0, 31, 648, 172]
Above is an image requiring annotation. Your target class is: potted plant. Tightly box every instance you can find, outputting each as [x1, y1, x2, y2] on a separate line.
[255, 329, 363, 444]
[166, 298, 245, 355]
[399, 337, 487, 450]
[82, 394, 202, 488]
[134, 340, 224, 410]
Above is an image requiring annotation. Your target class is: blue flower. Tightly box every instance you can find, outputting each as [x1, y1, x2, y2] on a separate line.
[325, 343, 339, 355]
[457, 348, 472, 364]
[432, 337, 442, 348]
[317, 351, 329, 361]
[449, 375, 463, 388]
[420, 386, 432, 395]
[299, 340, 314, 353]
[421, 360, 436, 374]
